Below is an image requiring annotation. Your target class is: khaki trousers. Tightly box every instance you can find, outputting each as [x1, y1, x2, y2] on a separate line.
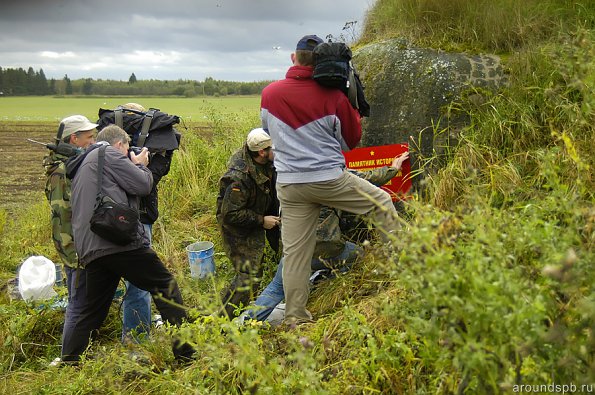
[277, 170, 398, 322]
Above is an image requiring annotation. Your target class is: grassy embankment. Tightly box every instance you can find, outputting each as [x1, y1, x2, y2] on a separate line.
[1, 1, 594, 393]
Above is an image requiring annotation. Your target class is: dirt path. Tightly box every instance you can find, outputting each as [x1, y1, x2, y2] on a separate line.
[0, 122, 56, 212]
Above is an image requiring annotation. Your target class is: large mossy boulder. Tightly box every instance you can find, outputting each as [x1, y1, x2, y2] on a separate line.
[353, 38, 507, 189]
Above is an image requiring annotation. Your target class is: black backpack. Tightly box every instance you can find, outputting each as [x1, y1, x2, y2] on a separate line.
[97, 107, 181, 151]
[96, 106, 180, 225]
[312, 42, 371, 117]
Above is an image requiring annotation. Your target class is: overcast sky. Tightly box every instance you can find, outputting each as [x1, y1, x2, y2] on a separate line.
[1, 0, 376, 82]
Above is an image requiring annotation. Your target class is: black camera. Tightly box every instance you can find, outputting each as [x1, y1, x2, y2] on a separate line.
[128, 146, 143, 157]
[26, 139, 83, 157]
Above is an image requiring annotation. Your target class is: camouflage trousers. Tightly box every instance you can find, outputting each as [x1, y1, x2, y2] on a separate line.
[220, 258, 264, 319]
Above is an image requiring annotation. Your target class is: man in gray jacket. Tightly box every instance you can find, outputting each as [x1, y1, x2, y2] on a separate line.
[61, 125, 194, 364]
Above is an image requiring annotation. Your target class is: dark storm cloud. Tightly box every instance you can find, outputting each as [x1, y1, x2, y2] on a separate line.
[0, 0, 374, 81]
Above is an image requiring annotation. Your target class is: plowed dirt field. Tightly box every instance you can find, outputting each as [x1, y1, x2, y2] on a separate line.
[0, 122, 59, 211]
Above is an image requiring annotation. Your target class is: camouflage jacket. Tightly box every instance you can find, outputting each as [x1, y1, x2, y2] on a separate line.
[216, 145, 279, 272]
[43, 152, 78, 268]
[314, 166, 398, 258]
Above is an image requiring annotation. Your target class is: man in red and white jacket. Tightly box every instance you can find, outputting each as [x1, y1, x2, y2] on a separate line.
[260, 34, 400, 325]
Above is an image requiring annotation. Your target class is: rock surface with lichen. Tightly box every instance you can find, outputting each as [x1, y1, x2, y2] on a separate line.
[352, 38, 507, 188]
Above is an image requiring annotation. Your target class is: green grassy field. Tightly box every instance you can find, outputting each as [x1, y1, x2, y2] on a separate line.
[0, 95, 261, 122]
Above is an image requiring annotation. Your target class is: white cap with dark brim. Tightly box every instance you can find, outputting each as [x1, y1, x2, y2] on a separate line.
[247, 128, 273, 151]
[60, 115, 98, 138]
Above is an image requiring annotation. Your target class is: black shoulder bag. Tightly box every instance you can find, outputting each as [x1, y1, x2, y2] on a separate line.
[89, 145, 140, 245]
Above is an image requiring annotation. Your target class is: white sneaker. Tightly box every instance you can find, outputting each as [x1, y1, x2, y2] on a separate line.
[232, 314, 247, 327]
[152, 314, 164, 328]
[49, 357, 62, 367]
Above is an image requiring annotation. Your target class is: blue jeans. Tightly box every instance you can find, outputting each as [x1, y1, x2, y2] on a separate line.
[122, 282, 152, 342]
[246, 241, 363, 322]
[122, 223, 153, 342]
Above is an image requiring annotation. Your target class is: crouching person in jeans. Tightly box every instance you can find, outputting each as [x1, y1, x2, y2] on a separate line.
[62, 125, 194, 364]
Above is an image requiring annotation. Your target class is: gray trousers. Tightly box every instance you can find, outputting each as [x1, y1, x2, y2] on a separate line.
[276, 170, 398, 323]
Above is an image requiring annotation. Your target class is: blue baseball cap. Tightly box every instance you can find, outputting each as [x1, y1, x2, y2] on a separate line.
[296, 35, 323, 51]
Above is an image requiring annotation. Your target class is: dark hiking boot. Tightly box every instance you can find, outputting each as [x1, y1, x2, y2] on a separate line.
[172, 340, 196, 367]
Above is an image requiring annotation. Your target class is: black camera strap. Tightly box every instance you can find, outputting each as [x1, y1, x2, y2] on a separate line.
[113, 107, 155, 148]
[94, 145, 107, 209]
[137, 109, 156, 148]
[114, 108, 124, 129]
[89, 143, 139, 246]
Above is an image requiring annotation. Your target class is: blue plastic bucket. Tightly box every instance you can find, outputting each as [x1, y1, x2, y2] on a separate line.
[186, 241, 215, 279]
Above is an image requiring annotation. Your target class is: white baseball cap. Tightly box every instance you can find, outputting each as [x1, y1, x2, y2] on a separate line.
[246, 128, 273, 151]
[60, 115, 98, 138]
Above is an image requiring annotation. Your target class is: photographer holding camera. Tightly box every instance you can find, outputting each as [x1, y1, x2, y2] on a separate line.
[60, 124, 194, 364]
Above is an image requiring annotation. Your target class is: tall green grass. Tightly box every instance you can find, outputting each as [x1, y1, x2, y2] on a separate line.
[433, 28, 595, 209]
[361, 0, 595, 53]
[390, 14, 595, 393]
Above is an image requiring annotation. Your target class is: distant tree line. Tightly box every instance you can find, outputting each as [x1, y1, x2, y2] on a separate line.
[0, 67, 52, 95]
[0, 67, 273, 97]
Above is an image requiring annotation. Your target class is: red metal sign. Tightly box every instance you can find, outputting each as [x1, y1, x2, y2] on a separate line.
[343, 143, 411, 200]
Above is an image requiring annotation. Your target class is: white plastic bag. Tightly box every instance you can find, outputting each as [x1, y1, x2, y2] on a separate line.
[266, 303, 286, 327]
[18, 256, 57, 301]
[265, 303, 312, 327]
